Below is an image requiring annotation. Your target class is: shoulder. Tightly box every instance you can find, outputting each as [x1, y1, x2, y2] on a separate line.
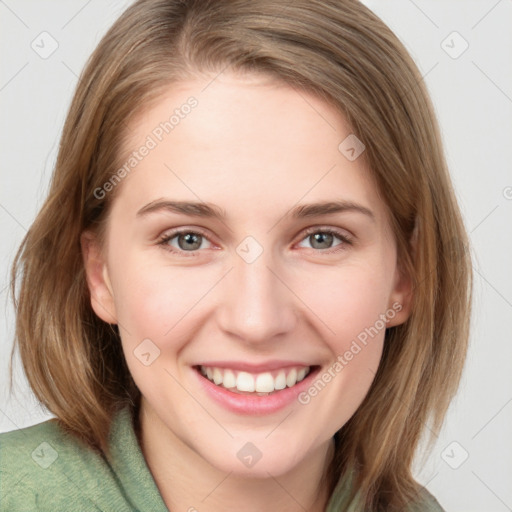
[326, 470, 446, 512]
[408, 486, 446, 512]
[0, 417, 74, 480]
[0, 418, 111, 511]
[0, 407, 165, 512]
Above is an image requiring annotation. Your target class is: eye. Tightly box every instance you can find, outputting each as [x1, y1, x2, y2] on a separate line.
[296, 227, 352, 253]
[158, 228, 214, 256]
[157, 226, 353, 257]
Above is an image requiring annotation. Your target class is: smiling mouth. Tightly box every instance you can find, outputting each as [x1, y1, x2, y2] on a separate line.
[194, 365, 319, 396]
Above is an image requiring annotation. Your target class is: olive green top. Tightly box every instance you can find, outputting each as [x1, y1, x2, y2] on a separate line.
[0, 406, 444, 511]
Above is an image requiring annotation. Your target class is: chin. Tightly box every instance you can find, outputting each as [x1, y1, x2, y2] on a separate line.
[202, 438, 306, 479]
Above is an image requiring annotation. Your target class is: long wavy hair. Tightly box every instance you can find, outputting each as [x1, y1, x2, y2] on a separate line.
[9, 0, 472, 509]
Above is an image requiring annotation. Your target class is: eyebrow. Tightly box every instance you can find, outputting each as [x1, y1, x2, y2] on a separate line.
[136, 199, 375, 222]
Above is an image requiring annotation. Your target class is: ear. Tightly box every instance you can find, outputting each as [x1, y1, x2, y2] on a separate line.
[80, 230, 118, 324]
[386, 265, 413, 327]
[386, 225, 416, 328]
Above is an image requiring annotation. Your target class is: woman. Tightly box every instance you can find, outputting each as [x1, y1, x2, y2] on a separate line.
[1, 0, 471, 510]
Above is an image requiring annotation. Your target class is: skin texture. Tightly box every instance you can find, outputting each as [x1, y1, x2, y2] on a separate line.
[82, 71, 412, 512]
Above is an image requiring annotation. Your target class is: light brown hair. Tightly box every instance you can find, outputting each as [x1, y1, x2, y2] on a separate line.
[9, 0, 472, 509]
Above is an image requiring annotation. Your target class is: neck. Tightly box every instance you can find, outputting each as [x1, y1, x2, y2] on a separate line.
[137, 403, 335, 512]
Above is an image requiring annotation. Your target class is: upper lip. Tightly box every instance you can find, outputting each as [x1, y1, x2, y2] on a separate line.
[195, 360, 317, 373]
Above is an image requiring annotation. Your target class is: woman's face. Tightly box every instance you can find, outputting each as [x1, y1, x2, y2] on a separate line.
[83, 71, 411, 478]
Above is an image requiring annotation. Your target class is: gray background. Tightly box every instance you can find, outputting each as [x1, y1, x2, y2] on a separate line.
[1, 1, 511, 510]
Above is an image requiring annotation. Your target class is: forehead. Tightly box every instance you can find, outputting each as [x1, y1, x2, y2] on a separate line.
[113, 71, 385, 223]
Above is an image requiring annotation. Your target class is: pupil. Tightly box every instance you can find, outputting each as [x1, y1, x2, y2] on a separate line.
[179, 233, 201, 250]
[312, 233, 332, 249]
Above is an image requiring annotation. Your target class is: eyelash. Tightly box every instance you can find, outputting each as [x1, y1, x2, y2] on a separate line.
[157, 226, 353, 257]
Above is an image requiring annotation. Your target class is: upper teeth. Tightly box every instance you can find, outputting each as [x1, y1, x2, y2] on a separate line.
[200, 365, 311, 393]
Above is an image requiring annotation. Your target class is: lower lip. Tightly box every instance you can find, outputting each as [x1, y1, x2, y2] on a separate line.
[193, 366, 321, 415]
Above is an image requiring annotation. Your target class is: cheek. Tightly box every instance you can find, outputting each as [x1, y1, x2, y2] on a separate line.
[112, 253, 214, 339]
[297, 260, 394, 350]
[110, 257, 209, 402]
[293, 264, 392, 431]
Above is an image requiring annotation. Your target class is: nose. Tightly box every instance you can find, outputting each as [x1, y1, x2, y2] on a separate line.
[216, 249, 297, 346]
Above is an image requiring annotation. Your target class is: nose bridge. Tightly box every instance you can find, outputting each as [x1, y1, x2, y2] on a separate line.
[217, 243, 296, 343]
